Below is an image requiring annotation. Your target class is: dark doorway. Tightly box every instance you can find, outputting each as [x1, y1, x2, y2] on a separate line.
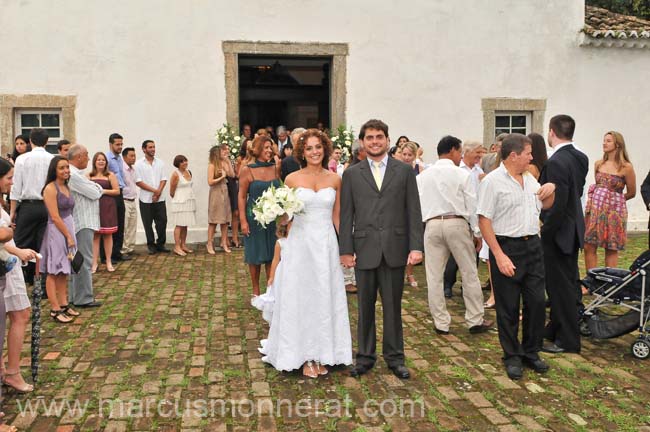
[238, 55, 331, 133]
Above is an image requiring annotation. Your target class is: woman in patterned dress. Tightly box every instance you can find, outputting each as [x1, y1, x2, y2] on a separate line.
[584, 131, 636, 270]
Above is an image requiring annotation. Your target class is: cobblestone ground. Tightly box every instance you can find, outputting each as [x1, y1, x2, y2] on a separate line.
[2, 235, 649, 431]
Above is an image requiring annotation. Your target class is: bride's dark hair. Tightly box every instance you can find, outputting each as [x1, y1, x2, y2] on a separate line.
[293, 129, 332, 169]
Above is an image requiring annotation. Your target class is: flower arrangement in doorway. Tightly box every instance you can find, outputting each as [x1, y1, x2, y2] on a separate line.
[330, 125, 354, 163]
[214, 123, 242, 159]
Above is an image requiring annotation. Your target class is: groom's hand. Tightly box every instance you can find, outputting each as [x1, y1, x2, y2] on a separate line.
[340, 254, 356, 268]
[407, 251, 423, 266]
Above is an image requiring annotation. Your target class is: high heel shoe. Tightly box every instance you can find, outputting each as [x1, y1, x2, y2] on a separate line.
[173, 248, 187, 257]
[206, 245, 216, 255]
[315, 361, 328, 376]
[106, 263, 116, 272]
[91, 264, 98, 274]
[221, 243, 232, 254]
[2, 370, 34, 393]
[302, 361, 318, 379]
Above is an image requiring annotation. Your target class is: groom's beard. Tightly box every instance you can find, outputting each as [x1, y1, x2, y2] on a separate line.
[365, 147, 388, 158]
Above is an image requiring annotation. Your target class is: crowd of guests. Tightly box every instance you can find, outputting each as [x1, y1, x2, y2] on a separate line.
[0, 116, 645, 424]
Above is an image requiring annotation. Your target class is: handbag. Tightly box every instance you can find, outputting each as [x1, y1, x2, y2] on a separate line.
[70, 250, 84, 274]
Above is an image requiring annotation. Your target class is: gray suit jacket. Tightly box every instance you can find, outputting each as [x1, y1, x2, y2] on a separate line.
[339, 157, 424, 269]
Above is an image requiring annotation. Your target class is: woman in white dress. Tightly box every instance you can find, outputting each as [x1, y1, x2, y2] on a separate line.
[258, 128, 352, 378]
[169, 155, 197, 256]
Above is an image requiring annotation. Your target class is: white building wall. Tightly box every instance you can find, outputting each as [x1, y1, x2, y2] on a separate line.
[0, 0, 648, 242]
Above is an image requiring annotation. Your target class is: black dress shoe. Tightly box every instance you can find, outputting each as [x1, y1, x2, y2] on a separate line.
[541, 343, 565, 354]
[435, 328, 449, 335]
[505, 364, 523, 380]
[444, 288, 452, 298]
[350, 364, 372, 378]
[115, 255, 133, 261]
[147, 247, 157, 255]
[523, 357, 549, 373]
[389, 364, 410, 379]
[75, 301, 102, 308]
[156, 246, 171, 253]
[469, 320, 494, 334]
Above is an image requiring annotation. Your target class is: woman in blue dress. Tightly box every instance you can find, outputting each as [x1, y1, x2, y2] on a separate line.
[238, 136, 281, 297]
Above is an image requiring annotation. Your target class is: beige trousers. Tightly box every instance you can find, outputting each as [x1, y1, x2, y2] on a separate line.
[121, 199, 137, 254]
[424, 218, 484, 330]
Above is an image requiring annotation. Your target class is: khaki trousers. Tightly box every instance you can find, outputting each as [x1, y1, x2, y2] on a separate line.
[121, 199, 137, 254]
[424, 218, 484, 331]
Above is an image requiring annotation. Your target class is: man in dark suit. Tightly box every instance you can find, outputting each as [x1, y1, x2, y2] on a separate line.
[339, 119, 424, 379]
[642, 171, 650, 249]
[539, 114, 589, 354]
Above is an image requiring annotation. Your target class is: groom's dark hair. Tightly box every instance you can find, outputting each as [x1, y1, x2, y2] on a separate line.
[359, 119, 389, 140]
[437, 135, 462, 156]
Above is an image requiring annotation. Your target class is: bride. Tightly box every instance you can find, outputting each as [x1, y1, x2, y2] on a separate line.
[257, 128, 352, 378]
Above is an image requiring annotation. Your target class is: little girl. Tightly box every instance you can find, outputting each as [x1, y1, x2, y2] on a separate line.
[251, 223, 289, 323]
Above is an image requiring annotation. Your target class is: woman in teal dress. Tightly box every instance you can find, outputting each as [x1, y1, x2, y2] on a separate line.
[238, 135, 281, 297]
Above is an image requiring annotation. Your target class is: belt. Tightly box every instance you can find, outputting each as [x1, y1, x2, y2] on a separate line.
[426, 215, 464, 222]
[21, 199, 43, 204]
[124, 198, 135, 202]
[496, 235, 537, 242]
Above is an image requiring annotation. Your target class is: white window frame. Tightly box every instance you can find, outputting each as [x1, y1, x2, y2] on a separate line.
[15, 108, 63, 152]
[494, 111, 532, 137]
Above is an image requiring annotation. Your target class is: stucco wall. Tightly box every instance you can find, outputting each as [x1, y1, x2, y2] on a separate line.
[0, 0, 648, 241]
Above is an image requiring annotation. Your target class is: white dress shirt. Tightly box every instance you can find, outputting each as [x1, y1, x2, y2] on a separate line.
[477, 164, 542, 237]
[11, 147, 54, 201]
[417, 158, 480, 236]
[122, 161, 138, 200]
[134, 157, 168, 203]
[459, 160, 484, 196]
[68, 165, 102, 232]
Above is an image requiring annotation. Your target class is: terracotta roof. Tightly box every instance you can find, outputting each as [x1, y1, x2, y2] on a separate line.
[584, 5, 650, 39]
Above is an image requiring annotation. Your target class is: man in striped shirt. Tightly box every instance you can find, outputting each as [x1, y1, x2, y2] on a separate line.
[68, 144, 103, 308]
[477, 133, 555, 380]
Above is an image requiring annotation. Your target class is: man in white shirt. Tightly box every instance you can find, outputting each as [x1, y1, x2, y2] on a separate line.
[444, 140, 486, 297]
[67, 144, 103, 308]
[477, 133, 555, 380]
[417, 135, 491, 336]
[10, 128, 54, 284]
[135, 140, 169, 255]
[121, 147, 138, 256]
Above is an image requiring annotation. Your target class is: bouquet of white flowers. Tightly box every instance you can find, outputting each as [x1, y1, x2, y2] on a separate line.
[252, 184, 305, 228]
[330, 125, 354, 163]
[214, 123, 242, 159]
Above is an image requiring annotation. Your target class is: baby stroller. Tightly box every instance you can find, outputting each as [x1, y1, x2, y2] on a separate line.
[580, 249, 650, 359]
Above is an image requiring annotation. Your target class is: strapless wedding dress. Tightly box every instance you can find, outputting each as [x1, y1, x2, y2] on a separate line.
[258, 187, 353, 371]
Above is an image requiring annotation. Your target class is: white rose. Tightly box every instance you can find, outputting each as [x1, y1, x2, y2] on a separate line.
[220, 127, 227, 134]
[234, 136, 241, 142]
[345, 140, 351, 146]
[332, 136, 338, 142]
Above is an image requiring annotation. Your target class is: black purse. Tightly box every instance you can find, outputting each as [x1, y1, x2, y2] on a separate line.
[70, 250, 84, 274]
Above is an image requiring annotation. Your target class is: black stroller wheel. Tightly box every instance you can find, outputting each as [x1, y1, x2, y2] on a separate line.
[631, 339, 650, 359]
[579, 319, 592, 337]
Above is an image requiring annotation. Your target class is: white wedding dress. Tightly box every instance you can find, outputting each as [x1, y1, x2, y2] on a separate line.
[258, 187, 353, 371]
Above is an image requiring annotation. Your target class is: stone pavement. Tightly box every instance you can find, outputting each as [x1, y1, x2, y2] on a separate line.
[2, 235, 650, 431]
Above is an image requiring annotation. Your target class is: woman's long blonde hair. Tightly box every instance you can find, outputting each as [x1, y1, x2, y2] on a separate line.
[598, 131, 630, 171]
[209, 145, 226, 176]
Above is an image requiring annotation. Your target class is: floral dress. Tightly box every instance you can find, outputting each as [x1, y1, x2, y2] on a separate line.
[584, 172, 627, 250]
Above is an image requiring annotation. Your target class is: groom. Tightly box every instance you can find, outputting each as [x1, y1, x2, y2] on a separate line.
[340, 119, 424, 379]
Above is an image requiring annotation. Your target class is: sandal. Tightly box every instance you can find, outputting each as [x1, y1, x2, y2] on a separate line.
[221, 243, 232, 254]
[2, 370, 34, 393]
[50, 309, 73, 323]
[206, 245, 216, 255]
[182, 247, 193, 254]
[302, 361, 318, 379]
[483, 300, 495, 309]
[173, 248, 187, 257]
[61, 304, 80, 317]
[315, 361, 328, 376]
